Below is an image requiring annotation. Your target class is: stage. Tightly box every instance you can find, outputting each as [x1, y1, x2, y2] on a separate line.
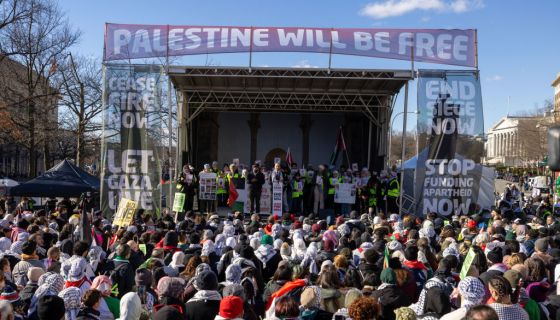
[169, 66, 412, 171]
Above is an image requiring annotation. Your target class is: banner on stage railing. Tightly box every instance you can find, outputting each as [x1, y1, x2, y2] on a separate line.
[272, 182, 283, 216]
[199, 172, 217, 200]
[335, 183, 357, 204]
[100, 65, 165, 217]
[104, 24, 476, 67]
[415, 70, 485, 216]
[244, 183, 271, 214]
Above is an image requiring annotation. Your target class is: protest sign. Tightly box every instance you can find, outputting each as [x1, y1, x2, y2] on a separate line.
[172, 192, 186, 212]
[334, 183, 356, 204]
[113, 198, 138, 227]
[199, 172, 218, 200]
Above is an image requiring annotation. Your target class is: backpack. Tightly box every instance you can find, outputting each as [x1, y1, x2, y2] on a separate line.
[109, 262, 129, 297]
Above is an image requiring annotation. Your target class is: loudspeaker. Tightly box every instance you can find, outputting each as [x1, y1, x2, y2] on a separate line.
[547, 126, 560, 171]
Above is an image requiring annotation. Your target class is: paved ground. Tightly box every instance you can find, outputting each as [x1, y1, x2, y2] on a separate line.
[494, 178, 509, 194]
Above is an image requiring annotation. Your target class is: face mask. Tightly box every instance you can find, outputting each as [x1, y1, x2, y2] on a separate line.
[97, 282, 110, 293]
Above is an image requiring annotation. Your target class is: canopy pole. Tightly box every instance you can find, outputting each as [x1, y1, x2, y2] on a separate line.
[399, 81, 409, 215]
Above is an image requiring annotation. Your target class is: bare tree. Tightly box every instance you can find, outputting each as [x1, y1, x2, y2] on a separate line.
[0, 0, 31, 51]
[0, 0, 80, 177]
[58, 54, 102, 166]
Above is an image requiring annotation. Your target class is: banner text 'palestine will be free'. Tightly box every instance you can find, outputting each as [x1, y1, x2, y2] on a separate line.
[104, 24, 476, 67]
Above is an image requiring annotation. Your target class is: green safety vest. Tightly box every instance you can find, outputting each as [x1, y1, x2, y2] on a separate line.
[369, 188, 377, 207]
[217, 175, 227, 195]
[387, 178, 400, 198]
[328, 177, 341, 195]
[292, 180, 303, 198]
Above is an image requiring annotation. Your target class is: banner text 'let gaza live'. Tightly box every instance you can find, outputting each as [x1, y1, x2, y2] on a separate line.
[104, 24, 476, 67]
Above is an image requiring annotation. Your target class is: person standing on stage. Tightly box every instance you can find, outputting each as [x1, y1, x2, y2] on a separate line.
[291, 172, 304, 216]
[386, 170, 400, 214]
[313, 165, 328, 215]
[216, 165, 228, 207]
[247, 164, 265, 214]
[176, 164, 197, 213]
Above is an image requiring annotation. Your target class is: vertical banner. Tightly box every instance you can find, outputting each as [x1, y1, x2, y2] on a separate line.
[100, 65, 164, 217]
[272, 182, 283, 216]
[415, 70, 485, 216]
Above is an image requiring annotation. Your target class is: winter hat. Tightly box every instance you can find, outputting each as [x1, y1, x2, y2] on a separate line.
[28, 267, 45, 283]
[458, 276, 485, 307]
[273, 239, 283, 250]
[280, 243, 291, 257]
[0, 286, 19, 303]
[526, 282, 550, 303]
[135, 268, 153, 287]
[37, 295, 65, 320]
[154, 306, 183, 320]
[261, 235, 273, 246]
[486, 246, 503, 265]
[311, 224, 321, 234]
[380, 268, 397, 285]
[195, 270, 218, 291]
[219, 296, 244, 319]
[157, 277, 186, 299]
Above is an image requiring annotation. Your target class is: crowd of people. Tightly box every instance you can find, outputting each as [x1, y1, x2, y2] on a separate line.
[0, 166, 557, 320]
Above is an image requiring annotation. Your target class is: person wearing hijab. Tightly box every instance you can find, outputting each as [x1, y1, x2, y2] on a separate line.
[20, 267, 44, 309]
[409, 259, 454, 317]
[59, 286, 81, 320]
[291, 238, 306, 263]
[117, 292, 142, 320]
[169, 251, 185, 274]
[201, 241, 220, 273]
[440, 276, 486, 320]
[299, 286, 333, 320]
[221, 264, 242, 288]
[371, 268, 411, 320]
[29, 272, 65, 318]
[65, 258, 92, 296]
[91, 275, 119, 320]
[254, 235, 282, 281]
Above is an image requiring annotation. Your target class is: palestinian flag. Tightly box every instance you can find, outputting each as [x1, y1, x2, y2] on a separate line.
[227, 178, 239, 207]
[329, 127, 347, 166]
[286, 147, 294, 167]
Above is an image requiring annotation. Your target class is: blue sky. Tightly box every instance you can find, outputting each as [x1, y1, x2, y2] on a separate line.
[59, 0, 559, 132]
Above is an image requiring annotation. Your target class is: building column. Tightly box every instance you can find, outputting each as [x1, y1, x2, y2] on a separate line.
[247, 113, 260, 165]
[299, 114, 313, 167]
[497, 134, 501, 157]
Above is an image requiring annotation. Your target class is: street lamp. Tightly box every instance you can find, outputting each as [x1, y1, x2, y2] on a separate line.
[388, 110, 420, 167]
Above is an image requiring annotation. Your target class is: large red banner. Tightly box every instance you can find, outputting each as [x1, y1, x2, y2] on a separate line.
[104, 24, 477, 67]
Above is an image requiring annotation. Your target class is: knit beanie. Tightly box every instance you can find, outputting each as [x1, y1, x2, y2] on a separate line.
[195, 270, 218, 291]
[219, 296, 244, 319]
[394, 307, 416, 320]
[380, 268, 397, 285]
[486, 246, 503, 265]
[135, 268, 153, 287]
[261, 235, 273, 246]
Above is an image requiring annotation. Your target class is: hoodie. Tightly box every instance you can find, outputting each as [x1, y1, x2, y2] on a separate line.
[117, 292, 142, 320]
